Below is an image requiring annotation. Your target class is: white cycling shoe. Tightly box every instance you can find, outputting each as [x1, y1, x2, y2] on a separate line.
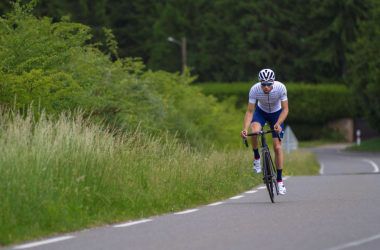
[253, 159, 262, 173]
[277, 181, 286, 195]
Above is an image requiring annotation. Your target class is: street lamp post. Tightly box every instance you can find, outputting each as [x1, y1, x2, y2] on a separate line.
[167, 36, 187, 73]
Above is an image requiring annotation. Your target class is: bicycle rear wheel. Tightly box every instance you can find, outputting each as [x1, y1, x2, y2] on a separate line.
[263, 151, 275, 203]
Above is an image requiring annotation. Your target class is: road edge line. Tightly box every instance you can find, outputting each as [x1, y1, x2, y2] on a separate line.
[362, 159, 379, 173]
[319, 162, 325, 175]
[13, 236, 75, 249]
[113, 219, 153, 228]
[326, 232, 380, 250]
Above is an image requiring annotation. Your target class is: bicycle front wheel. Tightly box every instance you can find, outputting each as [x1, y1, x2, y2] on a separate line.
[263, 150, 275, 203]
[268, 154, 279, 195]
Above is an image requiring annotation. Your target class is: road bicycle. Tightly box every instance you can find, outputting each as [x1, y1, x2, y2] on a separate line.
[243, 130, 281, 203]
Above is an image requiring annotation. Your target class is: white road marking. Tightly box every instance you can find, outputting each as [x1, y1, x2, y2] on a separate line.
[326, 233, 380, 250]
[207, 202, 224, 206]
[245, 190, 258, 194]
[13, 236, 75, 249]
[174, 209, 199, 215]
[257, 186, 266, 190]
[230, 195, 244, 200]
[362, 159, 380, 173]
[113, 219, 152, 228]
[320, 163, 325, 175]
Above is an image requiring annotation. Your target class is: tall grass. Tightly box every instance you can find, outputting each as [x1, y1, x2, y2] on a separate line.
[284, 149, 320, 176]
[0, 110, 255, 245]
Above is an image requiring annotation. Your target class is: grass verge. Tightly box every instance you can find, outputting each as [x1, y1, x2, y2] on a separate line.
[0, 111, 256, 245]
[346, 137, 380, 152]
[284, 149, 320, 176]
[0, 111, 319, 245]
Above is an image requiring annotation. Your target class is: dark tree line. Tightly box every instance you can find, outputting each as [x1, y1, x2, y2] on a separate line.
[347, 0, 380, 131]
[0, 0, 374, 83]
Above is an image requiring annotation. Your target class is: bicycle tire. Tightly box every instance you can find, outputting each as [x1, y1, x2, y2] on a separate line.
[267, 153, 279, 195]
[262, 150, 275, 203]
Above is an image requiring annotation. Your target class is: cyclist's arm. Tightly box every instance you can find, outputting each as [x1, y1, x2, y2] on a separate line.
[243, 102, 256, 133]
[274, 100, 289, 130]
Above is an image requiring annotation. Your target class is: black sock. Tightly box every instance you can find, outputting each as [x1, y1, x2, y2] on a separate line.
[253, 149, 260, 159]
[277, 169, 283, 182]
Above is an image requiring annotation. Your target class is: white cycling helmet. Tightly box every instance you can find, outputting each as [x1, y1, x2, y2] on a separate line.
[258, 68, 275, 82]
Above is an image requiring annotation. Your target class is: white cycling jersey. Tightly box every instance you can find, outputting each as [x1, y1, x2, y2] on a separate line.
[248, 81, 287, 113]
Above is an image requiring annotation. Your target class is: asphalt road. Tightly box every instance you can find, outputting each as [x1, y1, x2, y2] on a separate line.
[7, 144, 380, 250]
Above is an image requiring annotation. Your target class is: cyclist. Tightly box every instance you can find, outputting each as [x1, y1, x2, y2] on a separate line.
[240, 68, 289, 195]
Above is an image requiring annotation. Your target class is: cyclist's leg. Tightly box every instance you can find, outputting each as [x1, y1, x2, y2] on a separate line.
[251, 107, 266, 150]
[266, 110, 286, 194]
[273, 137, 286, 195]
[266, 109, 285, 171]
[251, 122, 262, 148]
[272, 137, 283, 171]
[251, 108, 265, 173]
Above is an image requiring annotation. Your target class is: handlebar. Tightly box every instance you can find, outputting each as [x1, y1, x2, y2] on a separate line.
[246, 130, 277, 136]
[242, 129, 282, 147]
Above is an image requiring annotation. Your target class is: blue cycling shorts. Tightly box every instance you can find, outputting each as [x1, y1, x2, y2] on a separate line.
[252, 106, 284, 138]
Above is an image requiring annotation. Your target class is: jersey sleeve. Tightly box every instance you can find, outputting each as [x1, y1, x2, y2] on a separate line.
[280, 85, 288, 101]
[248, 87, 257, 104]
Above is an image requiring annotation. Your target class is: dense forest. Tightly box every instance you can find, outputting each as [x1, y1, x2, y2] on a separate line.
[0, 0, 375, 82]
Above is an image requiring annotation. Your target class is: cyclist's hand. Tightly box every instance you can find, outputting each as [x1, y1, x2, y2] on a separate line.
[241, 130, 247, 138]
[274, 124, 282, 133]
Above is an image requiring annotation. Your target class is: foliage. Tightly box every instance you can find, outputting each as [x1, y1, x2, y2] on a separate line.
[347, 0, 380, 132]
[0, 1, 90, 112]
[286, 84, 354, 124]
[0, 3, 241, 148]
[0, 0, 371, 83]
[305, 0, 369, 80]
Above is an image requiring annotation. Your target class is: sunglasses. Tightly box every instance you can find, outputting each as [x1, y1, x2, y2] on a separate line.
[261, 82, 273, 87]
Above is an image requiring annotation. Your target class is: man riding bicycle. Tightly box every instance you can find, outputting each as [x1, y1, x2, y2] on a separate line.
[240, 68, 289, 195]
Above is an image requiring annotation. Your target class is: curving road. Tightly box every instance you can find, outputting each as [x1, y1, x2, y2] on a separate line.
[6, 144, 380, 250]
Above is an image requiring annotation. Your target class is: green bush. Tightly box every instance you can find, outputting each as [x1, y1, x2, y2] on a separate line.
[286, 84, 354, 124]
[0, 3, 240, 149]
[199, 82, 250, 107]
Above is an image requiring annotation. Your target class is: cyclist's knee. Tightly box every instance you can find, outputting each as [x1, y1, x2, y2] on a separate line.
[251, 122, 261, 133]
[273, 142, 282, 152]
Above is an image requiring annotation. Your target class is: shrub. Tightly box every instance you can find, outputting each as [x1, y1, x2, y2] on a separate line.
[0, 3, 241, 149]
[286, 84, 354, 124]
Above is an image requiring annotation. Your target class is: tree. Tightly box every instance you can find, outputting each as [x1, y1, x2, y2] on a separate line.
[0, 0, 373, 83]
[305, 0, 369, 82]
[347, 0, 380, 132]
